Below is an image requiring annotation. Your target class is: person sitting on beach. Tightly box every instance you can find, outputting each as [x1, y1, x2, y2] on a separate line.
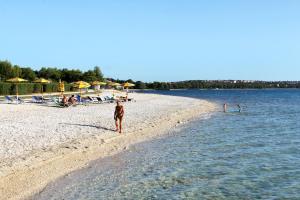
[114, 101, 124, 134]
[68, 95, 77, 106]
[62, 95, 69, 107]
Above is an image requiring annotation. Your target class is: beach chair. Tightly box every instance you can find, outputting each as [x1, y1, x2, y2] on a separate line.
[32, 96, 43, 103]
[96, 97, 105, 103]
[104, 96, 115, 103]
[48, 97, 65, 107]
[5, 96, 14, 103]
[15, 96, 25, 104]
[76, 95, 91, 105]
[87, 96, 102, 104]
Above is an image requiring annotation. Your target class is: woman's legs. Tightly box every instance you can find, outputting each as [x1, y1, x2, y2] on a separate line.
[119, 117, 123, 133]
[115, 119, 119, 131]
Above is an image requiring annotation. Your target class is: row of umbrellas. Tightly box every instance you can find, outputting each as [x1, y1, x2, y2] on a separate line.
[5, 77, 135, 100]
[72, 80, 135, 89]
[6, 77, 51, 101]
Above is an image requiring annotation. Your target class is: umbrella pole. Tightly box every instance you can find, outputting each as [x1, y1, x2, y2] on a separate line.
[41, 85, 44, 102]
[16, 84, 19, 105]
[80, 89, 82, 102]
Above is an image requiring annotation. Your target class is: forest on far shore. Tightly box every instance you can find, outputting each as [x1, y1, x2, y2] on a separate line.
[1, 60, 299, 95]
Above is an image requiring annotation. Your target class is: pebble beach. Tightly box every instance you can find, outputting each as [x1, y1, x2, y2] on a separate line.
[0, 92, 216, 200]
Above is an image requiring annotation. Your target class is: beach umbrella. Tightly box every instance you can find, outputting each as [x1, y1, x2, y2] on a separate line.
[113, 82, 121, 87]
[72, 81, 91, 96]
[91, 81, 107, 86]
[34, 78, 51, 99]
[123, 82, 135, 94]
[6, 77, 28, 104]
[108, 82, 121, 87]
[91, 81, 107, 94]
[72, 81, 91, 89]
[123, 82, 135, 88]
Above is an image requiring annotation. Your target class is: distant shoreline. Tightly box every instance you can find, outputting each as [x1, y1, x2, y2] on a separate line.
[134, 88, 300, 92]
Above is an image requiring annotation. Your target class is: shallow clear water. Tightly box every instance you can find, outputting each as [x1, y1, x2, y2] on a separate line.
[33, 89, 300, 199]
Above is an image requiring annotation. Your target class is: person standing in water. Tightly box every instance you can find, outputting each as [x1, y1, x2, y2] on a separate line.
[237, 104, 241, 112]
[223, 103, 227, 112]
[114, 101, 124, 133]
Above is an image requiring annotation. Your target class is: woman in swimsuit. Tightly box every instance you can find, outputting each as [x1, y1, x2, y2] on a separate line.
[114, 101, 124, 133]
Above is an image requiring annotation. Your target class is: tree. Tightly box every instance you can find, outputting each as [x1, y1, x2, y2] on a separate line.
[135, 81, 146, 89]
[94, 66, 104, 81]
[21, 67, 36, 81]
[61, 68, 83, 82]
[38, 67, 62, 81]
[82, 70, 97, 82]
[12, 65, 22, 77]
[0, 60, 13, 80]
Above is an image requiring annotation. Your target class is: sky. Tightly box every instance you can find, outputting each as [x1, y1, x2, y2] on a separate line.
[1, 0, 300, 82]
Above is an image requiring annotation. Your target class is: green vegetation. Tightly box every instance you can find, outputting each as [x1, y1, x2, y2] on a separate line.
[135, 80, 300, 90]
[1, 60, 300, 95]
[0, 60, 104, 95]
[0, 60, 104, 83]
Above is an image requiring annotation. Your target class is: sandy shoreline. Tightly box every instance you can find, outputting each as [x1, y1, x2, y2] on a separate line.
[0, 93, 217, 200]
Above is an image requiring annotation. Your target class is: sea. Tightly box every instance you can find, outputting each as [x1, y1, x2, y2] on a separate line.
[32, 89, 300, 200]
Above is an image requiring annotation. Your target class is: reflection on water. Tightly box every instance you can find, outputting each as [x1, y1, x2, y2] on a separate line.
[33, 89, 300, 199]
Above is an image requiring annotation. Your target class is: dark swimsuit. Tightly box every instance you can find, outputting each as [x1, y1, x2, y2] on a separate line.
[115, 105, 124, 119]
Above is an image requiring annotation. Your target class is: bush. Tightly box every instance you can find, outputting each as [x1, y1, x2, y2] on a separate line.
[14, 83, 34, 95]
[0, 83, 12, 95]
[0, 82, 73, 95]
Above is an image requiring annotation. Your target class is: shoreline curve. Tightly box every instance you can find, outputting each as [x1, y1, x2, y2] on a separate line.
[0, 94, 217, 200]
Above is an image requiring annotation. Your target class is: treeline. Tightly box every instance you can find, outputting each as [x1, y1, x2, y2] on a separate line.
[117, 80, 300, 90]
[1, 60, 300, 94]
[0, 60, 104, 82]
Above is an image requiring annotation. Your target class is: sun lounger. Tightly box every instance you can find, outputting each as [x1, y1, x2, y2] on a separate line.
[77, 95, 92, 105]
[15, 96, 25, 103]
[32, 96, 43, 103]
[104, 96, 115, 103]
[48, 97, 65, 107]
[96, 97, 105, 103]
[5, 96, 24, 104]
[87, 96, 102, 104]
[5, 96, 14, 103]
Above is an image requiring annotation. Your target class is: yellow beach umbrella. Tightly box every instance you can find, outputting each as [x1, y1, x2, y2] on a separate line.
[72, 81, 91, 97]
[123, 82, 135, 94]
[34, 78, 51, 99]
[114, 83, 121, 87]
[72, 81, 91, 89]
[107, 81, 114, 86]
[6, 77, 28, 103]
[110, 82, 121, 87]
[91, 81, 107, 86]
[34, 78, 51, 84]
[99, 82, 107, 86]
[6, 77, 28, 83]
[123, 82, 135, 88]
[91, 81, 107, 94]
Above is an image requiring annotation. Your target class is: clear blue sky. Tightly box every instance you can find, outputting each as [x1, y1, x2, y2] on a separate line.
[1, 0, 299, 82]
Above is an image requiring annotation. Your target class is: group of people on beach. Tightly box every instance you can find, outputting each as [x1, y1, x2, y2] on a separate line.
[61, 94, 125, 134]
[62, 95, 77, 107]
